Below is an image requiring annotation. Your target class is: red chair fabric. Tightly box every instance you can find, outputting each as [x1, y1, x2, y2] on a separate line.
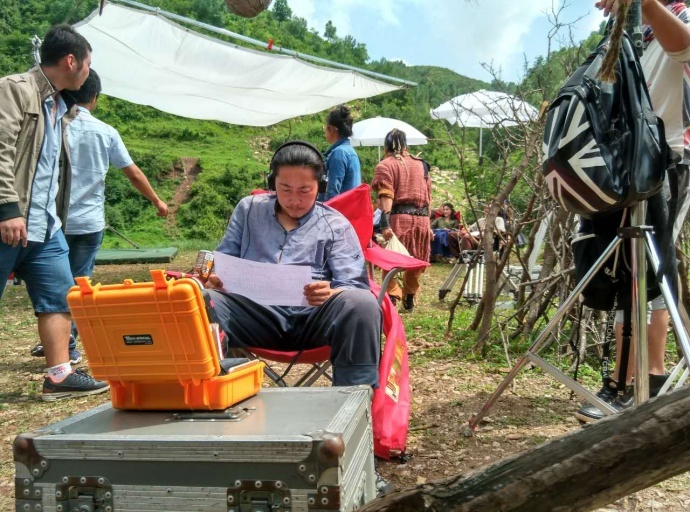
[328, 184, 430, 273]
[324, 184, 374, 250]
[246, 346, 330, 365]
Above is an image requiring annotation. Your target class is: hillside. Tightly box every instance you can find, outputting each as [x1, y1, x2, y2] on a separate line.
[1, 0, 498, 246]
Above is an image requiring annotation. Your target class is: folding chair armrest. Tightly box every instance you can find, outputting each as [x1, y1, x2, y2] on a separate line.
[379, 268, 405, 307]
[364, 244, 430, 272]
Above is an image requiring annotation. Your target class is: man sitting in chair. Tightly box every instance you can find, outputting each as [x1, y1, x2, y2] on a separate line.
[203, 141, 381, 387]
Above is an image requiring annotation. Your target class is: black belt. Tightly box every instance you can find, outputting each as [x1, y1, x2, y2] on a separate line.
[391, 204, 429, 216]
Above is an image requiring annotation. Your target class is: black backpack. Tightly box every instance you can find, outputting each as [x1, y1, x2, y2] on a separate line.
[542, 32, 669, 217]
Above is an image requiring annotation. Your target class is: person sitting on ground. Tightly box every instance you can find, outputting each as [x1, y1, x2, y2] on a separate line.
[321, 105, 361, 201]
[202, 141, 381, 387]
[430, 203, 460, 262]
[30, 68, 169, 362]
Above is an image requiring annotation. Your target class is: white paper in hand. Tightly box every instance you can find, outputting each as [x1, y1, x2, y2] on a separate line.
[213, 252, 311, 307]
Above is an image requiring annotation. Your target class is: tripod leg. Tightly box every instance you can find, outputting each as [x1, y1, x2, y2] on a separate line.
[618, 306, 632, 392]
[630, 204, 649, 404]
[439, 260, 465, 299]
[467, 236, 623, 433]
[645, 232, 690, 364]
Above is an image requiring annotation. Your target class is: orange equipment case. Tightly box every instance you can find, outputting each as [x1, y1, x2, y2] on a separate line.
[67, 269, 264, 410]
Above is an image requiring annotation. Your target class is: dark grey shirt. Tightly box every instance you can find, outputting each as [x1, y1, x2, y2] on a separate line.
[216, 194, 368, 290]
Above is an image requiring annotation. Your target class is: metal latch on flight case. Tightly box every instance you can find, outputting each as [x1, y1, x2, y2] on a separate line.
[54, 476, 114, 512]
[227, 479, 291, 511]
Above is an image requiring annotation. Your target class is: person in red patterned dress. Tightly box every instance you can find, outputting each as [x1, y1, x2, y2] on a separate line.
[372, 129, 432, 311]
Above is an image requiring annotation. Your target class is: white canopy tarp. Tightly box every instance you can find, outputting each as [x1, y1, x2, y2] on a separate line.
[350, 117, 427, 147]
[430, 90, 538, 128]
[430, 90, 538, 158]
[74, 4, 401, 126]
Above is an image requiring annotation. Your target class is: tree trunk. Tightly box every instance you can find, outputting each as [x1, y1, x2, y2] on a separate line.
[362, 386, 690, 512]
[521, 208, 569, 337]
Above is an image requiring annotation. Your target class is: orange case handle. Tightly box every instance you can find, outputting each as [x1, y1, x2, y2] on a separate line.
[150, 269, 169, 290]
[75, 276, 93, 295]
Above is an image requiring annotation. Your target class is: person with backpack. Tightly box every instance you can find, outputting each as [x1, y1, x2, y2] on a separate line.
[575, 0, 690, 422]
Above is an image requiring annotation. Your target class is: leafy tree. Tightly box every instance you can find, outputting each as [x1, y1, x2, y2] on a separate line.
[191, 0, 226, 26]
[0, 0, 20, 34]
[272, 0, 292, 22]
[324, 20, 337, 41]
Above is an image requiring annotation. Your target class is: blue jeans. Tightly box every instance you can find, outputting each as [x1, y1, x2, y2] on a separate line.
[431, 229, 452, 258]
[0, 230, 73, 315]
[65, 231, 104, 346]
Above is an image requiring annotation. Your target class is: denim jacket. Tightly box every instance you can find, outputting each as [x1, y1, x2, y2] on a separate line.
[322, 138, 361, 201]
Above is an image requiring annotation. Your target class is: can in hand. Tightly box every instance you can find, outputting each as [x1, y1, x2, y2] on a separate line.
[194, 250, 214, 280]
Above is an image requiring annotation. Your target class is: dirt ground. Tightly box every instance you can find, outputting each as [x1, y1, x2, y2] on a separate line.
[1, 254, 688, 510]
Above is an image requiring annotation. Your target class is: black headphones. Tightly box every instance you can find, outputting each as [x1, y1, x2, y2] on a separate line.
[267, 140, 328, 194]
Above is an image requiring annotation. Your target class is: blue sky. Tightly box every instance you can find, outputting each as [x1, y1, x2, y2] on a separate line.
[286, 0, 609, 82]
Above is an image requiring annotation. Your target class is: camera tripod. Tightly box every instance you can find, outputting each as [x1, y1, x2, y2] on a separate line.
[466, 202, 690, 434]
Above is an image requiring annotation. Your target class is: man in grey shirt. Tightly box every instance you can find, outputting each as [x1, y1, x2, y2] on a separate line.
[204, 141, 381, 387]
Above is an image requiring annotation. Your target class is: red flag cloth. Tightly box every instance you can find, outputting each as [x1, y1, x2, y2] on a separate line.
[369, 279, 411, 459]
[326, 185, 419, 458]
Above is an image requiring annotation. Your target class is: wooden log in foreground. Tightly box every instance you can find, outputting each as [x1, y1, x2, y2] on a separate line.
[363, 385, 690, 512]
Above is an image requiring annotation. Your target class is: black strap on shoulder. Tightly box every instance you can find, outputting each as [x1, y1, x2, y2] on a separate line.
[422, 160, 430, 179]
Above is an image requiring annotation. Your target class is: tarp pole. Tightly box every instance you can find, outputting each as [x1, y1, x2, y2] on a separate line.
[107, 0, 417, 87]
[479, 123, 483, 158]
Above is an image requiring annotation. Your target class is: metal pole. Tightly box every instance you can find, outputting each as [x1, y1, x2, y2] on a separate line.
[479, 122, 483, 159]
[105, 225, 140, 249]
[630, 203, 649, 404]
[108, 0, 418, 87]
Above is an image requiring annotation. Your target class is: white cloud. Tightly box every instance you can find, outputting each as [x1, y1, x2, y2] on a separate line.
[421, 0, 554, 79]
[288, 0, 414, 39]
[283, 0, 604, 81]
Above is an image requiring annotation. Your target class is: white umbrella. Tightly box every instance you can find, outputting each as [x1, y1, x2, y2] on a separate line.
[430, 90, 538, 159]
[350, 116, 427, 159]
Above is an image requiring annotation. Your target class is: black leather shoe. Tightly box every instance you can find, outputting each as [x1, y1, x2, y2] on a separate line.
[649, 374, 669, 397]
[574, 383, 632, 423]
[403, 294, 414, 311]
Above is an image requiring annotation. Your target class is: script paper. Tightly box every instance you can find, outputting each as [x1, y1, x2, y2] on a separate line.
[213, 252, 311, 307]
